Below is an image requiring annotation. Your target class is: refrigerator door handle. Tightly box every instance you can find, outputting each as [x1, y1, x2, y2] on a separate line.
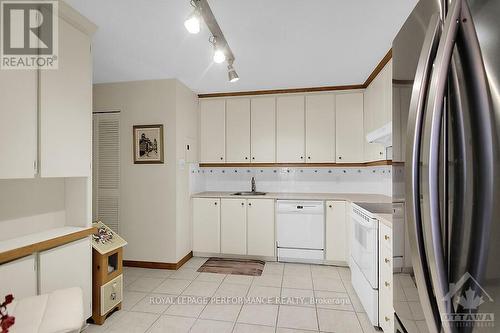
[455, 0, 495, 298]
[421, 0, 461, 331]
[405, 12, 442, 333]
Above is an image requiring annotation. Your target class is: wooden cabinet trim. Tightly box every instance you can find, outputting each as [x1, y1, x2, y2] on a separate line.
[0, 227, 96, 264]
[199, 160, 392, 168]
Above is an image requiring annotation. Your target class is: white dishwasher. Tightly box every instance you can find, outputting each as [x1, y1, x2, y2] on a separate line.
[276, 200, 325, 262]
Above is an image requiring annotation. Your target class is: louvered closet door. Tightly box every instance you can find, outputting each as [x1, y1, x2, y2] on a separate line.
[92, 113, 120, 232]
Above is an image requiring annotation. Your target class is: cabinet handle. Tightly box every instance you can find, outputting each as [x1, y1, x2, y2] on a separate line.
[384, 235, 390, 241]
[329, 205, 332, 208]
[220, 157, 224, 160]
[248, 203, 252, 206]
[252, 157, 255, 160]
[214, 202, 218, 206]
[385, 281, 390, 287]
[308, 156, 311, 160]
[245, 157, 248, 160]
[241, 202, 244, 206]
[300, 156, 304, 160]
[385, 316, 390, 322]
[338, 156, 342, 160]
[384, 258, 390, 263]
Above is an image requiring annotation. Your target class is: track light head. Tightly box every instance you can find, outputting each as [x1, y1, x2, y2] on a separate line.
[184, 1, 201, 34]
[228, 63, 239, 83]
[213, 48, 226, 63]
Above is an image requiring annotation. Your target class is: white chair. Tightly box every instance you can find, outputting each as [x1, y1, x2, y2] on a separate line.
[7, 287, 84, 333]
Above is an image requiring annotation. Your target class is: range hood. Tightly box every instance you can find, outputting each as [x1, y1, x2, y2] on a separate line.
[366, 122, 392, 147]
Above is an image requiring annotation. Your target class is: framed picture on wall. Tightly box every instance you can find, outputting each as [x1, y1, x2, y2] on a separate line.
[133, 124, 164, 164]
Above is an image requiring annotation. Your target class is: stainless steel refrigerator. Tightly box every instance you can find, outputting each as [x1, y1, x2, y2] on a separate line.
[392, 0, 500, 332]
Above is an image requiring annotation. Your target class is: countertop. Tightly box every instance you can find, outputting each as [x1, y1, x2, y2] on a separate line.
[192, 191, 392, 203]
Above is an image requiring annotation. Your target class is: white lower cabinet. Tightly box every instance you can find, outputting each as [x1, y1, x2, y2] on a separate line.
[193, 198, 275, 257]
[221, 199, 247, 255]
[193, 198, 221, 253]
[0, 255, 37, 300]
[39, 238, 92, 319]
[247, 199, 275, 257]
[379, 222, 394, 332]
[325, 201, 347, 263]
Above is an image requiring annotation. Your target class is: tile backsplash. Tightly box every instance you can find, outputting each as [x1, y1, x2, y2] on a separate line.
[189, 164, 392, 196]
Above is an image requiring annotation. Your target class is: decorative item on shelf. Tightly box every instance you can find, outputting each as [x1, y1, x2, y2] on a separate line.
[133, 124, 164, 164]
[90, 221, 127, 325]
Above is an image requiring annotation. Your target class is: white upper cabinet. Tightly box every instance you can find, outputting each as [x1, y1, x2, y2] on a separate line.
[40, 18, 92, 177]
[251, 97, 276, 163]
[0, 70, 37, 179]
[335, 92, 364, 163]
[383, 60, 393, 124]
[276, 95, 305, 163]
[226, 99, 251, 163]
[364, 60, 393, 162]
[200, 99, 226, 163]
[305, 94, 336, 163]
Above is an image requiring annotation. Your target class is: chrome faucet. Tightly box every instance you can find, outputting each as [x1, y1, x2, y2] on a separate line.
[251, 177, 256, 193]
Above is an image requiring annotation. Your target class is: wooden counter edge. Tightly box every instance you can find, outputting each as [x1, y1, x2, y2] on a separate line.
[0, 227, 97, 264]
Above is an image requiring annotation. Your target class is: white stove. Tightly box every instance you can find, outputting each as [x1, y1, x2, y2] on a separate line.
[350, 202, 392, 326]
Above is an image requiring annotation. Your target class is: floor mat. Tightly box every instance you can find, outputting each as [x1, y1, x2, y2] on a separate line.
[197, 257, 265, 276]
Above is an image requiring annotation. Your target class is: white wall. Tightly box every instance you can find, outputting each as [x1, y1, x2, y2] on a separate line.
[190, 165, 392, 197]
[93, 79, 198, 263]
[0, 178, 66, 241]
[175, 81, 198, 261]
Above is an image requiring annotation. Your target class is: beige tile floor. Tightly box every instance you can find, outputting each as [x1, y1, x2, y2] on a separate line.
[83, 257, 381, 333]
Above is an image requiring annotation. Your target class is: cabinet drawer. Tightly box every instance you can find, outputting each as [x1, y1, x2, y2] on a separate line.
[380, 304, 394, 332]
[100, 274, 123, 315]
[379, 223, 392, 251]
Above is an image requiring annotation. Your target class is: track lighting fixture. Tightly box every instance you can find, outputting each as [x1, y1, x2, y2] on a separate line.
[184, 0, 240, 82]
[210, 37, 226, 64]
[184, 0, 201, 34]
[227, 60, 239, 83]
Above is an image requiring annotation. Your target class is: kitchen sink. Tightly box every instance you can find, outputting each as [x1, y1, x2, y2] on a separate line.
[231, 191, 267, 196]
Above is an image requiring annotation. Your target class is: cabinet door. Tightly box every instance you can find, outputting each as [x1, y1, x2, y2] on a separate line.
[383, 60, 393, 125]
[0, 70, 37, 179]
[200, 100, 226, 163]
[251, 97, 276, 163]
[325, 201, 347, 262]
[247, 199, 275, 257]
[193, 198, 220, 253]
[276, 95, 305, 163]
[221, 199, 247, 255]
[226, 99, 250, 163]
[40, 19, 92, 177]
[305, 94, 335, 163]
[0, 255, 37, 300]
[335, 93, 364, 163]
[39, 238, 92, 319]
[364, 83, 385, 162]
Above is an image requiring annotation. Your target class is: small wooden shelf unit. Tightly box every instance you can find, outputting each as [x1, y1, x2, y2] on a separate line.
[90, 222, 127, 325]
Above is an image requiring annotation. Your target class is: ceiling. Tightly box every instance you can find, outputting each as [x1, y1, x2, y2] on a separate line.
[65, 0, 418, 94]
